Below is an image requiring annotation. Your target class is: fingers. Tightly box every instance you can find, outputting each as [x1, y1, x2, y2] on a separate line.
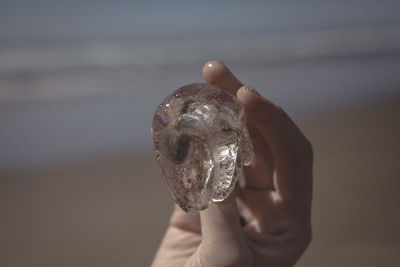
[236, 85, 313, 169]
[203, 60, 312, 203]
[202, 61, 243, 95]
[237, 86, 313, 203]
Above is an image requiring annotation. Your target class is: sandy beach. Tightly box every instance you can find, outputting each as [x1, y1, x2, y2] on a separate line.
[1, 95, 399, 266]
[1, 2, 400, 265]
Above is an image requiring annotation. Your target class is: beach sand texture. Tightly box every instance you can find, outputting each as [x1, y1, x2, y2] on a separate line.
[1, 2, 400, 264]
[1, 96, 399, 267]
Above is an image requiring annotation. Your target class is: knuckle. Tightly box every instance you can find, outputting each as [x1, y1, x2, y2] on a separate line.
[282, 139, 313, 169]
[303, 138, 314, 162]
[291, 224, 312, 258]
[294, 138, 313, 164]
[298, 221, 312, 249]
[303, 226, 312, 249]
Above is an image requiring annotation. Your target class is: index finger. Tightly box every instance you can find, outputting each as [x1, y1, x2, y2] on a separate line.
[202, 61, 243, 95]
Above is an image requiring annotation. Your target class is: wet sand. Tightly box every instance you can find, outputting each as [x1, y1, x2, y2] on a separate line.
[0, 96, 399, 266]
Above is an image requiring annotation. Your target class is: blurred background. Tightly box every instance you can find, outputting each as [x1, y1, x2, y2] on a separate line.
[1, 0, 399, 266]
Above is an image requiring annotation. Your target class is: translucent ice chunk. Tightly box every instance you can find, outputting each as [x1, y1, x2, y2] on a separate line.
[152, 83, 253, 213]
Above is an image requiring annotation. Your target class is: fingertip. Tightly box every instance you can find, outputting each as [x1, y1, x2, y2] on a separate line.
[202, 60, 243, 95]
[236, 85, 261, 106]
[236, 86, 268, 118]
[202, 60, 226, 83]
[200, 192, 244, 244]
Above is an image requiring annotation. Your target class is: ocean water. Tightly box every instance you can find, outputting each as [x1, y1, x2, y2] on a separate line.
[1, 0, 400, 169]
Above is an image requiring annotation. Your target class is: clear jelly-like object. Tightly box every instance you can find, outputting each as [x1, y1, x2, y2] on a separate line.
[152, 83, 253, 213]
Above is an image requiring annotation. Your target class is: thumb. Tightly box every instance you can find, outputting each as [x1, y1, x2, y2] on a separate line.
[197, 193, 252, 266]
[200, 193, 243, 244]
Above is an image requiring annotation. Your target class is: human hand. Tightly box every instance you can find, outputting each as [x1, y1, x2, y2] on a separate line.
[151, 61, 313, 267]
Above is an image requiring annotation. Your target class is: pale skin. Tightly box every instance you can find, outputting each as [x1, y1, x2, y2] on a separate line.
[151, 61, 313, 267]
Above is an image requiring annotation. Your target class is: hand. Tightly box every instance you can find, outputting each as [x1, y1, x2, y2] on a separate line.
[151, 61, 313, 267]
